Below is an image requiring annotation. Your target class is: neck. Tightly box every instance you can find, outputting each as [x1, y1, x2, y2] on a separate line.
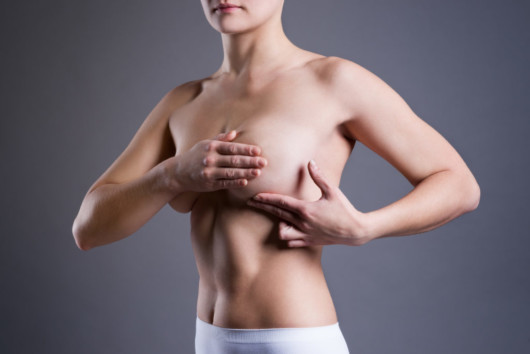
[216, 17, 298, 80]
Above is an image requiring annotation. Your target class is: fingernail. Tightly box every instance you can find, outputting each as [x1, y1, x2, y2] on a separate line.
[310, 159, 316, 167]
[253, 195, 261, 200]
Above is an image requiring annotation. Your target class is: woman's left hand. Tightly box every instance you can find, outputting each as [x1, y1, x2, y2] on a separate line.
[247, 160, 372, 247]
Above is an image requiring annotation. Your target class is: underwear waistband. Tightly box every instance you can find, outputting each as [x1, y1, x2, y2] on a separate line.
[196, 316, 342, 343]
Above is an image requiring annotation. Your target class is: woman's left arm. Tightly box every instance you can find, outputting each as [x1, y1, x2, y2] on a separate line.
[247, 57, 480, 247]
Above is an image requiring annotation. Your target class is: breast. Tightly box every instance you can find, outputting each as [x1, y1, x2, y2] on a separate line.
[168, 127, 322, 212]
[167, 74, 352, 211]
[223, 125, 323, 203]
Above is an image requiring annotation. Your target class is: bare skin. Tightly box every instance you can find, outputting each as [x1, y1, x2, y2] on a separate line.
[73, 0, 480, 329]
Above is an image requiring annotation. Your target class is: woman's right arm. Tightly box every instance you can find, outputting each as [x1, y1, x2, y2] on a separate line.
[72, 82, 266, 251]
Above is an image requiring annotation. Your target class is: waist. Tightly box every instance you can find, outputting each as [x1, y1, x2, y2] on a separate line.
[197, 281, 338, 329]
[196, 315, 341, 338]
[195, 246, 337, 328]
[190, 193, 323, 292]
[190, 193, 337, 328]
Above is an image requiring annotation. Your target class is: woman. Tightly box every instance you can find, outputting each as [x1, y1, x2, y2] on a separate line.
[73, 1, 480, 353]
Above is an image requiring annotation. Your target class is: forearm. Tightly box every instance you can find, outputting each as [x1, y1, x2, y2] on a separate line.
[72, 159, 181, 250]
[361, 170, 480, 242]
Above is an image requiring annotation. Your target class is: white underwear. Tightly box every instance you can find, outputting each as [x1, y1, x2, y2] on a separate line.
[195, 316, 350, 354]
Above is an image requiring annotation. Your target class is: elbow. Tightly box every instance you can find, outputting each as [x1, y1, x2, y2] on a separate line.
[72, 217, 93, 251]
[469, 182, 481, 211]
[461, 176, 481, 213]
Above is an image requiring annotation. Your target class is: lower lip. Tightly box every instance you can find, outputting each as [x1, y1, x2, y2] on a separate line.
[216, 6, 241, 13]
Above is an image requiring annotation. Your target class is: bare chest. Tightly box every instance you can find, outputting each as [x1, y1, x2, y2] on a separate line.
[171, 73, 340, 146]
[168, 72, 353, 202]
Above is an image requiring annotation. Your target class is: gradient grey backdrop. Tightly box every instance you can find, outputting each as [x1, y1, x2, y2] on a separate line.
[1, 0, 528, 353]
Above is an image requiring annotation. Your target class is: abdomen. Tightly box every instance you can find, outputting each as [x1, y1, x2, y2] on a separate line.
[190, 194, 337, 328]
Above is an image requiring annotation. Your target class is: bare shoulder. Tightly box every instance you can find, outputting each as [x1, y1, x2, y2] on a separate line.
[310, 56, 397, 121]
[312, 55, 379, 87]
[163, 78, 205, 111]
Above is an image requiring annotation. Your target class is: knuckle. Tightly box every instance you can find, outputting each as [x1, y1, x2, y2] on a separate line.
[204, 141, 216, 151]
[229, 144, 237, 154]
[226, 169, 235, 178]
[301, 221, 311, 230]
[250, 146, 260, 155]
[299, 205, 309, 218]
[203, 156, 214, 166]
[201, 168, 212, 180]
[230, 156, 239, 166]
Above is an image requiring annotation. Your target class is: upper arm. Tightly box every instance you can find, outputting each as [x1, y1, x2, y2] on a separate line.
[87, 81, 200, 193]
[328, 57, 472, 186]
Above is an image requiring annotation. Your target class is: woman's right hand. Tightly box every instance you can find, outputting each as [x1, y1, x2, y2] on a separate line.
[166, 130, 268, 193]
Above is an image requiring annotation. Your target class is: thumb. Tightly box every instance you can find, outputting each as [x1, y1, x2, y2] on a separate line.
[308, 160, 332, 198]
[214, 130, 238, 142]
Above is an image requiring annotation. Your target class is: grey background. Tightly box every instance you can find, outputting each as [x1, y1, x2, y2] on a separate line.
[1, 0, 528, 353]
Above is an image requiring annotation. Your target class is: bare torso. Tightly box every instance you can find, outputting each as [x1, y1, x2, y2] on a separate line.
[168, 53, 355, 328]
[71, 3, 479, 334]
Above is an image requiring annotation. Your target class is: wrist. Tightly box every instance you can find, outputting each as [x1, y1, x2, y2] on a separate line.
[348, 209, 377, 246]
[154, 157, 183, 197]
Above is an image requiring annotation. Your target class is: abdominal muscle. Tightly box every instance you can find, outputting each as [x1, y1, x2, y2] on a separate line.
[189, 193, 339, 329]
[172, 131, 342, 329]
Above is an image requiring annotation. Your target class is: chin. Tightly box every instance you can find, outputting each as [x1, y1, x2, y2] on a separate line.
[212, 22, 256, 35]
[216, 27, 247, 35]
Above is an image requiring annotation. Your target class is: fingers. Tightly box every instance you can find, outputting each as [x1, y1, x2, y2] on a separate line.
[210, 131, 263, 156]
[214, 141, 262, 156]
[278, 221, 307, 240]
[246, 199, 303, 228]
[279, 223, 316, 248]
[213, 155, 267, 168]
[308, 160, 332, 197]
[199, 131, 267, 190]
[202, 166, 262, 180]
[212, 178, 249, 189]
[214, 130, 237, 142]
[286, 239, 309, 248]
[279, 221, 311, 248]
[201, 154, 266, 182]
[250, 193, 305, 216]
